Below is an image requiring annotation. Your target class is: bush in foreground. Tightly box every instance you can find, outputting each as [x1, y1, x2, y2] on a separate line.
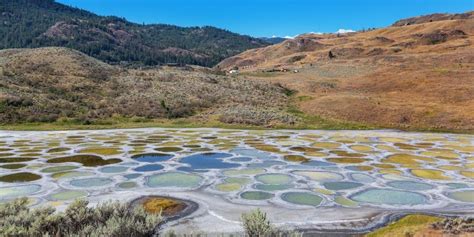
[0, 198, 161, 237]
[431, 216, 474, 234]
[241, 209, 301, 237]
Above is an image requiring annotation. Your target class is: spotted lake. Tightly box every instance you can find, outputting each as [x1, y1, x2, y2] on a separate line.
[0, 128, 473, 234]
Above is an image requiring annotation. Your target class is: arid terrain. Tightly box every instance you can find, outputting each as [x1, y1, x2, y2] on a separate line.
[0, 47, 296, 127]
[218, 12, 474, 132]
[0, 11, 473, 133]
[0, 2, 473, 236]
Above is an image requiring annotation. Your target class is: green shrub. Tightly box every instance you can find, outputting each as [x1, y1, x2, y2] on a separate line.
[0, 198, 162, 237]
[241, 209, 302, 237]
[241, 209, 274, 236]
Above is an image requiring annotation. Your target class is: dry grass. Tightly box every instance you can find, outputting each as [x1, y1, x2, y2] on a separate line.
[218, 14, 474, 132]
[0, 47, 295, 127]
[366, 215, 442, 237]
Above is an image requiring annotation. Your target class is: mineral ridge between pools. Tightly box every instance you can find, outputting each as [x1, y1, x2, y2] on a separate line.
[0, 128, 473, 233]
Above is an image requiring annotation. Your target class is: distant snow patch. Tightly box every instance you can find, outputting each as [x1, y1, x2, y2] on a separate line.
[336, 29, 356, 34]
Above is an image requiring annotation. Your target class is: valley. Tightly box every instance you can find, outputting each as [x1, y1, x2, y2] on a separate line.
[0, 1, 473, 236]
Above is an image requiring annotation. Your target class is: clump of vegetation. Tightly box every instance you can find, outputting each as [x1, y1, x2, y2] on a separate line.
[366, 214, 442, 237]
[0, 48, 294, 127]
[241, 209, 274, 236]
[0, 198, 161, 237]
[219, 106, 298, 126]
[241, 209, 301, 237]
[431, 216, 474, 235]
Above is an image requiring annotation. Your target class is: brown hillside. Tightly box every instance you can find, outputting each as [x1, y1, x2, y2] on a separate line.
[216, 12, 474, 131]
[0, 47, 295, 126]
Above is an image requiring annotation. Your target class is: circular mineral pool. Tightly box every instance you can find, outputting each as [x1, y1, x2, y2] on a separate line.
[146, 172, 203, 188]
[255, 184, 293, 191]
[133, 164, 164, 172]
[323, 181, 364, 190]
[247, 160, 286, 168]
[240, 191, 274, 200]
[446, 190, 474, 203]
[387, 181, 434, 191]
[345, 166, 374, 171]
[225, 177, 251, 184]
[121, 162, 140, 166]
[281, 192, 323, 207]
[230, 157, 253, 162]
[230, 148, 275, 159]
[52, 171, 94, 179]
[99, 166, 129, 173]
[1, 164, 27, 170]
[70, 177, 113, 188]
[446, 183, 470, 189]
[154, 147, 183, 152]
[302, 160, 336, 167]
[293, 171, 344, 182]
[180, 152, 239, 170]
[334, 196, 358, 207]
[0, 184, 41, 200]
[49, 190, 87, 201]
[176, 166, 209, 173]
[215, 183, 242, 192]
[349, 173, 375, 183]
[118, 181, 137, 189]
[40, 166, 78, 173]
[223, 168, 265, 176]
[132, 153, 174, 163]
[0, 172, 42, 183]
[124, 173, 142, 180]
[256, 173, 292, 185]
[350, 189, 428, 205]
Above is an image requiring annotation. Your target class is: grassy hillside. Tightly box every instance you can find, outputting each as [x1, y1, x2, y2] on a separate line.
[217, 12, 474, 132]
[0, 0, 269, 67]
[0, 47, 298, 127]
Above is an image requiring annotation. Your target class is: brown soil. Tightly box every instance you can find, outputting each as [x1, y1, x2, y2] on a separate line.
[217, 12, 474, 132]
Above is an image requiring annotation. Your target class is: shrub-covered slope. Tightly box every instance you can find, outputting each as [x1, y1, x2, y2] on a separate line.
[0, 47, 295, 126]
[0, 0, 269, 67]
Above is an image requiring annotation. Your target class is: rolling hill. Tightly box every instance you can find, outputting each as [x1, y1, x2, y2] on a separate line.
[217, 12, 474, 132]
[0, 47, 296, 126]
[0, 0, 269, 67]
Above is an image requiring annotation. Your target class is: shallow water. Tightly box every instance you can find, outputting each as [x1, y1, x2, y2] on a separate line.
[350, 189, 428, 205]
[0, 128, 473, 215]
[132, 153, 174, 163]
[241, 191, 274, 200]
[281, 192, 323, 207]
[146, 172, 203, 188]
[179, 152, 239, 171]
[70, 177, 113, 188]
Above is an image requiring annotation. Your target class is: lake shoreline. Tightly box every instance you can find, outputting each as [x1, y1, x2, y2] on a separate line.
[1, 128, 473, 235]
[0, 122, 472, 134]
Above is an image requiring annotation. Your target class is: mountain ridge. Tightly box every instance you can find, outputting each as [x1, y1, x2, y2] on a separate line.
[0, 0, 269, 67]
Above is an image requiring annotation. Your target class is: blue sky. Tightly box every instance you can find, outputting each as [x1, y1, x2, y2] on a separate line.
[57, 0, 473, 37]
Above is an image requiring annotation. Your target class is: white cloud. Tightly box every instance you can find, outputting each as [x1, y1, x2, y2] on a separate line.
[336, 29, 356, 34]
[270, 31, 323, 39]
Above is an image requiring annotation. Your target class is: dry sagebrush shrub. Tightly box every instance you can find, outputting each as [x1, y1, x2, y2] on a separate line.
[0, 198, 161, 237]
[219, 105, 299, 126]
